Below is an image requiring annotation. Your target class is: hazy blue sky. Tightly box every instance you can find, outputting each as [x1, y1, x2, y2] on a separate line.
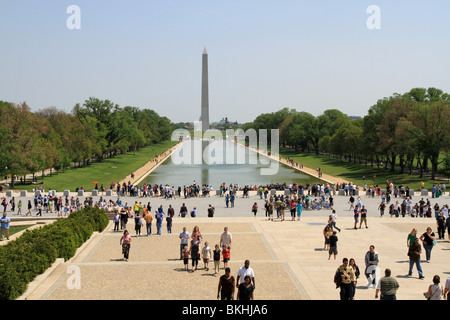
[1, 0, 449, 123]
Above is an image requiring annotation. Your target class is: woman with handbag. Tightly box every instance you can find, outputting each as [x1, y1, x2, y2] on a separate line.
[425, 275, 444, 300]
[419, 227, 436, 263]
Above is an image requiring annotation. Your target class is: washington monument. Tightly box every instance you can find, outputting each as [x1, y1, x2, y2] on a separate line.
[200, 47, 209, 131]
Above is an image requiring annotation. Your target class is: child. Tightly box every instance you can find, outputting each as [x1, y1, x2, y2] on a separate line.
[222, 244, 230, 269]
[201, 242, 211, 271]
[182, 245, 190, 271]
[213, 244, 221, 276]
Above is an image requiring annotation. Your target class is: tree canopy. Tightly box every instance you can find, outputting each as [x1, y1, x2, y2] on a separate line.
[0, 98, 174, 186]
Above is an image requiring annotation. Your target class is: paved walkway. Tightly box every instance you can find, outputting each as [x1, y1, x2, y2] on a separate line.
[242, 143, 352, 187]
[118, 141, 184, 186]
[11, 192, 449, 300]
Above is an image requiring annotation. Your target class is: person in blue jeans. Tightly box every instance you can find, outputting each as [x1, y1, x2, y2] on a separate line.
[230, 193, 235, 208]
[155, 210, 164, 235]
[420, 227, 436, 262]
[0, 212, 11, 241]
[408, 238, 424, 279]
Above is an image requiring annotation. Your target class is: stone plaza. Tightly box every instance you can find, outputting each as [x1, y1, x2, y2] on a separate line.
[5, 189, 448, 300]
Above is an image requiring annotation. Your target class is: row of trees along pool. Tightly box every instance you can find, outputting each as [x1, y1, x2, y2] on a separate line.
[0, 97, 174, 187]
[240, 87, 450, 180]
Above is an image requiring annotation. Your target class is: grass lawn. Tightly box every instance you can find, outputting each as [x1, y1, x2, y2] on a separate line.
[12, 140, 178, 192]
[280, 148, 449, 190]
[8, 225, 33, 236]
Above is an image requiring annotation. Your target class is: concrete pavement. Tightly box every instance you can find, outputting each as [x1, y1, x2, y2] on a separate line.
[6, 190, 448, 300]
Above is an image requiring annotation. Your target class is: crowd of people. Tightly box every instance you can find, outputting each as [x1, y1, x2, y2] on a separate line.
[2, 176, 449, 300]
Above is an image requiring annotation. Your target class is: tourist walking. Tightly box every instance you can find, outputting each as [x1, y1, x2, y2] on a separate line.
[251, 202, 258, 217]
[268, 199, 274, 221]
[278, 199, 285, 221]
[419, 227, 435, 262]
[120, 230, 131, 261]
[143, 209, 153, 236]
[436, 211, 446, 240]
[425, 275, 444, 300]
[359, 205, 368, 229]
[407, 228, 417, 247]
[364, 245, 379, 288]
[182, 246, 190, 271]
[323, 225, 333, 250]
[179, 227, 190, 259]
[225, 194, 229, 208]
[230, 193, 235, 208]
[330, 210, 341, 232]
[236, 260, 255, 289]
[264, 200, 270, 218]
[408, 238, 424, 279]
[113, 211, 120, 232]
[217, 267, 235, 300]
[328, 231, 338, 260]
[134, 213, 142, 237]
[179, 203, 188, 218]
[222, 245, 230, 269]
[36, 202, 42, 216]
[378, 202, 386, 217]
[1, 198, 7, 213]
[207, 204, 215, 217]
[0, 212, 11, 241]
[201, 241, 211, 271]
[17, 200, 22, 215]
[190, 234, 201, 272]
[213, 244, 221, 276]
[166, 210, 173, 234]
[290, 200, 296, 220]
[192, 226, 202, 242]
[237, 276, 254, 300]
[353, 207, 360, 230]
[375, 268, 399, 300]
[27, 200, 32, 216]
[334, 258, 356, 300]
[155, 210, 164, 235]
[296, 201, 303, 221]
[349, 258, 360, 300]
[120, 209, 128, 230]
[10, 197, 15, 213]
[220, 227, 232, 250]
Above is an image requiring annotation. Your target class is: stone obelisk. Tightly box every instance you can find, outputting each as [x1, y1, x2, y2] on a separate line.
[201, 47, 209, 131]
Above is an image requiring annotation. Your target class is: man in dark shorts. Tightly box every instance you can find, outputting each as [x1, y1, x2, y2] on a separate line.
[353, 207, 360, 229]
[328, 231, 338, 260]
[359, 205, 368, 229]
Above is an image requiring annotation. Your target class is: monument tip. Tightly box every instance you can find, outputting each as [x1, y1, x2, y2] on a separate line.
[203, 47, 207, 55]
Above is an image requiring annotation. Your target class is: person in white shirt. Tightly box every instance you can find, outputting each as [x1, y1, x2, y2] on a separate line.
[330, 210, 341, 232]
[220, 227, 232, 250]
[236, 260, 255, 288]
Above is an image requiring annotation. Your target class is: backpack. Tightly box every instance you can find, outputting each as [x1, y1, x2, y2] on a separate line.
[334, 270, 342, 288]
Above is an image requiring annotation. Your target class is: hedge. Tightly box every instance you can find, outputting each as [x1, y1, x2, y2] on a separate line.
[0, 206, 109, 300]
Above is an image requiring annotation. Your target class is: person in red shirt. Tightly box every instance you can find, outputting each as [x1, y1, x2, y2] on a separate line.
[222, 245, 230, 269]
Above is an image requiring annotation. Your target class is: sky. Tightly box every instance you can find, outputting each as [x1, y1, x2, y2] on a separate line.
[1, 0, 450, 124]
